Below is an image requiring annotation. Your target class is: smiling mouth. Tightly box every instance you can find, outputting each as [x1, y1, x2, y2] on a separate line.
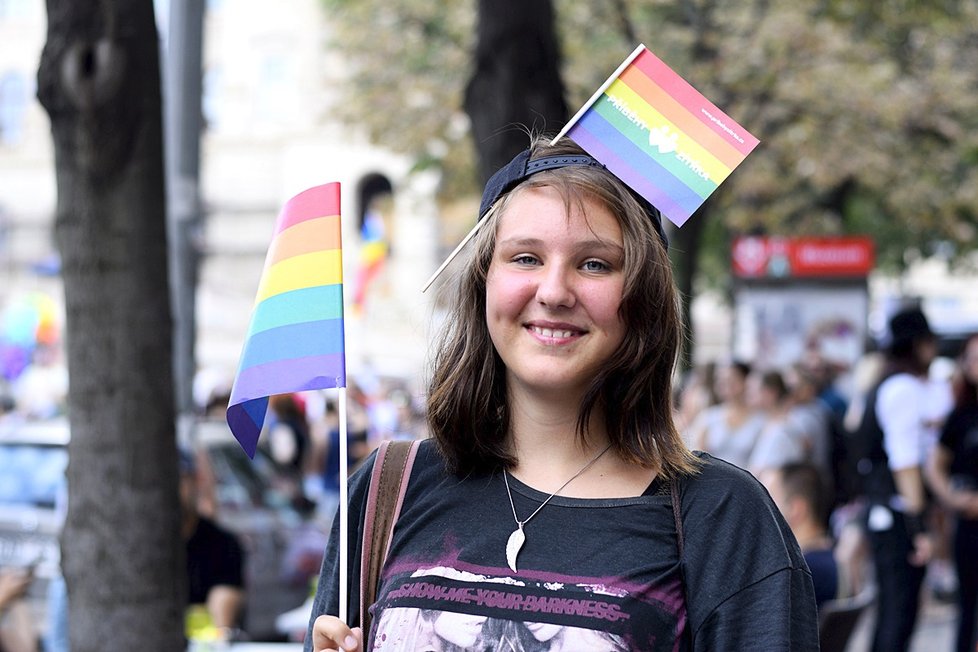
[527, 325, 583, 339]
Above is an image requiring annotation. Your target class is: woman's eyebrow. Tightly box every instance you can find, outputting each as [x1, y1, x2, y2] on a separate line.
[496, 236, 545, 248]
[496, 236, 623, 255]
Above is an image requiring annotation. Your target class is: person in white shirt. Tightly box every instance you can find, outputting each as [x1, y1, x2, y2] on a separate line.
[862, 306, 939, 652]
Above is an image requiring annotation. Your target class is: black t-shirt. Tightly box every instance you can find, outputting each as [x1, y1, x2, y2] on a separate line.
[307, 441, 818, 651]
[939, 404, 978, 486]
[187, 516, 245, 605]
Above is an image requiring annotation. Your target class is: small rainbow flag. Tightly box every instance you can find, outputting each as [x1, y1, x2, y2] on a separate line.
[227, 182, 346, 457]
[553, 44, 759, 227]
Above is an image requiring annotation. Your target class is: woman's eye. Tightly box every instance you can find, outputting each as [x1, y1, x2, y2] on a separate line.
[513, 255, 539, 265]
[582, 260, 609, 272]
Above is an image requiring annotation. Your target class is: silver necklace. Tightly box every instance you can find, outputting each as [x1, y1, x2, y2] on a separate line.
[502, 444, 612, 572]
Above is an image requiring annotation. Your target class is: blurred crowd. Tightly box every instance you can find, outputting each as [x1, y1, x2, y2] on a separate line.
[0, 344, 68, 425]
[676, 312, 978, 652]
[196, 370, 428, 527]
[4, 315, 978, 649]
[675, 352, 877, 611]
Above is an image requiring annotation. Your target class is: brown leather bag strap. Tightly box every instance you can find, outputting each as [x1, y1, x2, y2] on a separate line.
[670, 478, 685, 559]
[358, 439, 420, 637]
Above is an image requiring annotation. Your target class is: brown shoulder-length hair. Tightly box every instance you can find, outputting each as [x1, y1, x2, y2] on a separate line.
[426, 135, 700, 479]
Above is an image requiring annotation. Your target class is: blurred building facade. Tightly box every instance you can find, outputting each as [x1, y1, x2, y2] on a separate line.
[0, 0, 443, 403]
[192, 0, 441, 385]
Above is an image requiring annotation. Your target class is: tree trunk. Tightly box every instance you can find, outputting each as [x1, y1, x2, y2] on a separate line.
[36, 1, 185, 650]
[464, 0, 569, 184]
[670, 209, 708, 370]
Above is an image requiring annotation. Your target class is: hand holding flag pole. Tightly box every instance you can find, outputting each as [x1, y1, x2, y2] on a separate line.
[226, 182, 353, 622]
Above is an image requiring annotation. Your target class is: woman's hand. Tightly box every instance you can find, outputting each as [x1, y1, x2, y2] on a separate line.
[311, 615, 362, 652]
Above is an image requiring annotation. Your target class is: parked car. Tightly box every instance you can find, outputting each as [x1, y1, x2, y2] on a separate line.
[0, 417, 329, 641]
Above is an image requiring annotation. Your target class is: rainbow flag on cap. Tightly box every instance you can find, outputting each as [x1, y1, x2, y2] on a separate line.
[227, 182, 346, 457]
[553, 44, 759, 227]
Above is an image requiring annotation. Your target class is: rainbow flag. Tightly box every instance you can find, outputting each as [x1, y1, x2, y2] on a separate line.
[226, 183, 346, 457]
[554, 44, 759, 227]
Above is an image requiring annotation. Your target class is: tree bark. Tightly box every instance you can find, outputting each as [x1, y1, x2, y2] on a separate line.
[464, 0, 569, 184]
[669, 209, 708, 371]
[36, 1, 185, 650]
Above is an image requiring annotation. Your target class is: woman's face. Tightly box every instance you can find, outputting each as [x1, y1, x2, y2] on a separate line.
[485, 186, 626, 401]
[715, 364, 746, 402]
[746, 374, 772, 410]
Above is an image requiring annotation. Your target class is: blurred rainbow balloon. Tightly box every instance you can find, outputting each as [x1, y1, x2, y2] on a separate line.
[0, 292, 60, 380]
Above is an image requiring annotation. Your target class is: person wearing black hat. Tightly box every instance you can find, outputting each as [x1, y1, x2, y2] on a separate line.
[306, 135, 817, 651]
[855, 306, 941, 652]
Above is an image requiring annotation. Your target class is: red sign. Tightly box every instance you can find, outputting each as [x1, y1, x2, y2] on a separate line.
[732, 236, 875, 279]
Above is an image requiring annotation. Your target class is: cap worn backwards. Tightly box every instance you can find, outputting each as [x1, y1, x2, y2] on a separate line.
[420, 145, 670, 293]
[479, 148, 669, 251]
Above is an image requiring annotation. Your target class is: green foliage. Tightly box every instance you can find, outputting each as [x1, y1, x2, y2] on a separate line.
[318, 0, 978, 274]
[319, 0, 477, 196]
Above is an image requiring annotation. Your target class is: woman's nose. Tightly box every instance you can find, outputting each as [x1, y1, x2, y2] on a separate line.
[535, 265, 576, 309]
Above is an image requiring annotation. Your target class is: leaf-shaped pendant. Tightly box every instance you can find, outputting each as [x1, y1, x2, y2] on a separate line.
[506, 525, 525, 572]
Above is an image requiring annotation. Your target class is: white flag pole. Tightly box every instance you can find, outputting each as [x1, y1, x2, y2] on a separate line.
[420, 219, 482, 293]
[338, 386, 349, 623]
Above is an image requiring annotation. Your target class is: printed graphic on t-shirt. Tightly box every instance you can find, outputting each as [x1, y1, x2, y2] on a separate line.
[373, 608, 626, 651]
[371, 559, 684, 651]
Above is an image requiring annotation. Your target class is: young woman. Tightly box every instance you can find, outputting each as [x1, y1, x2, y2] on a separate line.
[306, 136, 818, 651]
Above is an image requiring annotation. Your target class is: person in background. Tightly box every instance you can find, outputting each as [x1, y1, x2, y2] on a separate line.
[673, 361, 718, 441]
[855, 306, 939, 652]
[921, 354, 957, 603]
[181, 450, 246, 639]
[319, 399, 369, 524]
[765, 462, 843, 608]
[689, 359, 766, 469]
[265, 392, 314, 510]
[926, 332, 978, 652]
[785, 363, 833, 482]
[9, 343, 68, 420]
[748, 369, 806, 478]
[0, 567, 34, 652]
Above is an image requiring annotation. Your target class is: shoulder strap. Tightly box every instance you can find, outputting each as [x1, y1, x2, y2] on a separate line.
[670, 479, 684, 559]
[358, 439, 420, 637]
[670, 476, 692, 648]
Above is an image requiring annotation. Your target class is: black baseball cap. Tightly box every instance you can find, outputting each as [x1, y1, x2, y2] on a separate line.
[888, 307, 934, 352]
[478, 148, 669, 250]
